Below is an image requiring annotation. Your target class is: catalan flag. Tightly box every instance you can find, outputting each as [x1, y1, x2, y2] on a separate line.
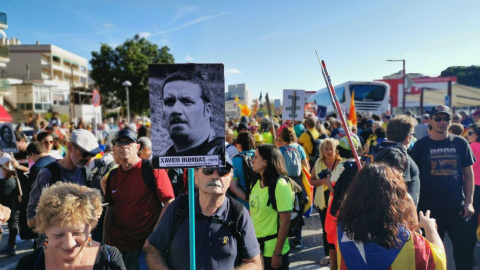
[348, 90, 357, 126]
[301, 166, 314, 217]
[337, 225, 446, 270]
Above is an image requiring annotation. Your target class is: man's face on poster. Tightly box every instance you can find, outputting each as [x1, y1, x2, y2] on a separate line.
[163, 80, 212, 141]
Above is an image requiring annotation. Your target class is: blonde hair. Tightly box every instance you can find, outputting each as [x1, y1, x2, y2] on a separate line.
[319, 138, 340, 161]
[35, 182, 103, 234]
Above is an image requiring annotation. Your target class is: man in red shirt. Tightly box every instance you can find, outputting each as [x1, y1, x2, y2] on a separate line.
[104, 129, 175, 270]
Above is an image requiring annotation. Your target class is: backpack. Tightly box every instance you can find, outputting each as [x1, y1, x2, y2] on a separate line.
[306, 131, 322, 165]
[165, 194, 245, 267]
[105, 159, 160, 205]
[233, 152, 260, 200]
[91, 158, 116, 191]
[281, 145, 302, 177]
[267, 176, 305, 238]
[168, 168, 186, 197]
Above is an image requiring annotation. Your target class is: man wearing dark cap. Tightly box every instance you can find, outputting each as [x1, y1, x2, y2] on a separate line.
[161, 71, 224, 157]
[146, 154, 261, 270]
[104, 129, 175, 270]
[411, 105, 476, 270]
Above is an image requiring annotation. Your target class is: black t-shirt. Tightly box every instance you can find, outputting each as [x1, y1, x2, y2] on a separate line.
[16, 244, 126, 270]
[410, 134, 475, 210]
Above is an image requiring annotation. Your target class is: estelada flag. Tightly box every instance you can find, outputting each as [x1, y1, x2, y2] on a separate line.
[348, 91, 357, 126]
[337, 225, 446, 270]
[301, 166, 314, 217]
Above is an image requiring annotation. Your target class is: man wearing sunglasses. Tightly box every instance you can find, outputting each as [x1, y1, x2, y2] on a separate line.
[26, 129, 101, 238]
[411, 105, 476, 270]
[146, 154, 262, 270]
[104, 129, 175, 270]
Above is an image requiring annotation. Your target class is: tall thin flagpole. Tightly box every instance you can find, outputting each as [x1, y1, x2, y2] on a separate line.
[315, 51, 362, 169]
[188, 168, 196, 270]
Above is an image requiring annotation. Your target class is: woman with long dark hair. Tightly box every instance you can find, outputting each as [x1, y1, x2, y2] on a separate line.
[250, 144, 292, 270]
[336, 164, 446, 269]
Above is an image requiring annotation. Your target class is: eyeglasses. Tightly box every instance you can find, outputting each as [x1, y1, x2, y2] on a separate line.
[468, 131, 475, 136]
[202, 167, 231, 177]
[73, 144, 96, 158]
[43, 140, 54, 145]
[114, 140, 135, 147]
[434, 116, 451, 122]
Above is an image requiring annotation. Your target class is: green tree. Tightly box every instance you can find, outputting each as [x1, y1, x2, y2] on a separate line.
[90, 35, 175, 116]
[440, 66, 480, 88]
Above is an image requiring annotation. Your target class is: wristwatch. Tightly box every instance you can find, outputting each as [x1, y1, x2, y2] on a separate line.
[273, 251, 282, 257]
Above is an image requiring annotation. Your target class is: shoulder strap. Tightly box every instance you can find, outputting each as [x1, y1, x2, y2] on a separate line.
[105, 167, 120, 200]
[45, 162, 61, 185]
[141, 159, 156, 193]
[165, 194, 189, 262]
[306, 131, 314, 155]
[81, 167, 92, 187]
[267, 177, 280, 211]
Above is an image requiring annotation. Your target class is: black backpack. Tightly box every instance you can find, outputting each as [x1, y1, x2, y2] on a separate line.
[306, 131, 322, 165]
[233, 152, 260, 200]
[91, 159, 116, 191]
[165, 194, 245, 267]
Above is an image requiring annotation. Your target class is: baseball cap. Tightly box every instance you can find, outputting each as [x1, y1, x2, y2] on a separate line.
[237, 123, 248, 132]
[111, 129, 137, 144]
[70, 129, 102, 155]
[225, 152, 234, 169]
[430, 105, 452, 117]
[422, 114, 430, 120]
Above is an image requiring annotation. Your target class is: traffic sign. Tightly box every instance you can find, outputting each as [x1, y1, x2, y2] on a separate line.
[92, 90, 101, 107]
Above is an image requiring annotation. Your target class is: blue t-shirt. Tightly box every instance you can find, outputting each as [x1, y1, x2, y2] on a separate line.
[148, 194, 260, 270]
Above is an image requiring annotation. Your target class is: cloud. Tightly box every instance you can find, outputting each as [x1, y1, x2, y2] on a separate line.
[173, 6, 198, 21]
[226, 68, 242, 74]
[104, 23, 114, 29]
[138, 32, 152, 38]
[151, 12, 227, 36]
[185, 55, 194, 62]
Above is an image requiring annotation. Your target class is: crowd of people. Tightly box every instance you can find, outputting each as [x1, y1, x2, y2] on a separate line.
[1, 105, 480, 269]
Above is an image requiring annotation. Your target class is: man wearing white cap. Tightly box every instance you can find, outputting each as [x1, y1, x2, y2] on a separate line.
[27, 129, 101, 229]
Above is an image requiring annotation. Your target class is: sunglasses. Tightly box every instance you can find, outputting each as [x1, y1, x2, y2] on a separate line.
[43, 140, 54, 145]
[202, 167, 231, 177]
[73, 144, 96, 158]
[434, 116, 451, 122]
[114, 140, 135, 147]
[468, 131, 475, 136]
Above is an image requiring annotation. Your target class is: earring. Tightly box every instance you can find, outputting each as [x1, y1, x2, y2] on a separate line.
[88, 235, 92, 247]
[43, 238, 48, 250]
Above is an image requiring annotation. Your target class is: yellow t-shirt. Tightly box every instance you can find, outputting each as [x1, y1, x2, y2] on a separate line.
[298, 128, 320, 161]
[249, 177, 293, 257]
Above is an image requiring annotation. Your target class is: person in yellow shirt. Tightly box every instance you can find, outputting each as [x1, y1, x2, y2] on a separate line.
[298, 117, 319, 168]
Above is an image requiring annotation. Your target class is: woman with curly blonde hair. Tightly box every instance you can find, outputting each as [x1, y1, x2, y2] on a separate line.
[16, 182, 126, 270]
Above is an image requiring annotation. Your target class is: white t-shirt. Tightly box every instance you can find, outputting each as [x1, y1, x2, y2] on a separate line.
[0, 152, 12, 179]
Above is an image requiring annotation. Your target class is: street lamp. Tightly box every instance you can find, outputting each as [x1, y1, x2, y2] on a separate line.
[387, 59, 406, 113]
[122, 80, 132, 123]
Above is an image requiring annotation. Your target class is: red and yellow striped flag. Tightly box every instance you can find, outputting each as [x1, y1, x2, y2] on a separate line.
[348, 91, 357, 126]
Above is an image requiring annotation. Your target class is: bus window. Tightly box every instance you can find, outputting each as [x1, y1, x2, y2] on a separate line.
[350, 84, 386, 102]
[335, 86, 345, 103]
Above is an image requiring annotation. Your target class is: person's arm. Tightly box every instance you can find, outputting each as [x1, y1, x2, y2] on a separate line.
[12, 159, 29, 173]
[146, 245, 170, 270]
[418, 210, 444, 252]
[271, 212, 291, 269]
[236, 254, 262, 270]
[27, 168, 52, 228]
[462, 165, 474, 218]
[229, 178, 247, 201]
[103, 206, 113, 244]
[309, 163, 329, 187]
[100, 173, 109, 195]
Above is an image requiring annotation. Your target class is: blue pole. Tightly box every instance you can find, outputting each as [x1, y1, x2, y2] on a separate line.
[188, 168, 196, 270]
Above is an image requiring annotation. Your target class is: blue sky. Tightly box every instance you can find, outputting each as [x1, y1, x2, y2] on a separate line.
[1, 0, 479, 101]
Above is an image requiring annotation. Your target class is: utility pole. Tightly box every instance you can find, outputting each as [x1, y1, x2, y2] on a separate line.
[69, 65, 74, 123]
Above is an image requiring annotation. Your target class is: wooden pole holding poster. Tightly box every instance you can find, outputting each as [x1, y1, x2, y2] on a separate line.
[12, 154, 23, 196]
[265, 93, 276, 142]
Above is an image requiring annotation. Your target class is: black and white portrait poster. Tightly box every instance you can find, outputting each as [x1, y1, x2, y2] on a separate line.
[149, 64, 225, 168]
[0, 123, 18, 153]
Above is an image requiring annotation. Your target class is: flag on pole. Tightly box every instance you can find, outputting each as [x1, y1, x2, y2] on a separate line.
[301, 166, 314, 217]
[348, 91, 357, 126]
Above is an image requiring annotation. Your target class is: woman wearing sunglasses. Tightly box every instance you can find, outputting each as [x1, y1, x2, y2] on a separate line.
[37, 132, 63, 160]
[466, 123, 480, 241]
[250, 144, 293, 270]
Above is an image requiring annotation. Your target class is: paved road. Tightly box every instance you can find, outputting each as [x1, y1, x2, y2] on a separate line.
[2, 211, 480, 269]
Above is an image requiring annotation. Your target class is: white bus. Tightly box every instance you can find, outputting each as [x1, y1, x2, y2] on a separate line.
[308, 81, 390, 116]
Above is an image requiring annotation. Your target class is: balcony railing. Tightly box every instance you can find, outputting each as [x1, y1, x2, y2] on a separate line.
[0, 79, 10, 92]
